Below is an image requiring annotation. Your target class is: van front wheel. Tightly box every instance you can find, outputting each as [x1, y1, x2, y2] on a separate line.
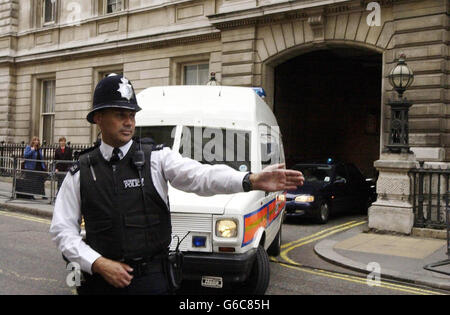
[236, 245, 270, 295]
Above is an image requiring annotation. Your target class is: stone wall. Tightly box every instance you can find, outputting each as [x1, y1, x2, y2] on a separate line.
[7, 39, 221, 144]
[384, 0, 449, 162]
[0, 0, 448, 154]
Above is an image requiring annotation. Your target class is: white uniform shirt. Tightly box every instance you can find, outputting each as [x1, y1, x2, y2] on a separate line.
[49, 140, 246, 274]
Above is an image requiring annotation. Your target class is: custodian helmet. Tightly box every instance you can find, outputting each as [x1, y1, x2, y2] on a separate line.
[86, 74, 141, 124]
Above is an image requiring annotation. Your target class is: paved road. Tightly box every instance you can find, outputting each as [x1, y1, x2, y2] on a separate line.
[267, 214, 447, 295]
[0, 210, 72, 295]
[0, 209, 447, 295]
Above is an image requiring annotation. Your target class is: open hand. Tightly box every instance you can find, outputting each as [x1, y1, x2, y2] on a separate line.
[250, 163, 304, 192]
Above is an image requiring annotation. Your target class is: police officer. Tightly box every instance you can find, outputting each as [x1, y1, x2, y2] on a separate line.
[49, 74, 304, 295]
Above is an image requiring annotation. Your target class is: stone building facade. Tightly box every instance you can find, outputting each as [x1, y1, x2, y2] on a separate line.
[0, 0, 448, 169]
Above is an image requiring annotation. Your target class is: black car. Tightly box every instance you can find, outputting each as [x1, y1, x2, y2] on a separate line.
[285, 160, 377, 224]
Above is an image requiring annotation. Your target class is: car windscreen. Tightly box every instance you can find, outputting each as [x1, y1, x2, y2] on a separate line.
[179, 126, 251, 172]
[135, 125, 176, 148]
[293, 165, 333, 183]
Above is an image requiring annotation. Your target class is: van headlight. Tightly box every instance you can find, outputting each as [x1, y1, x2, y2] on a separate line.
[216, 219, 238, 238]
[295, 195, 315, 203]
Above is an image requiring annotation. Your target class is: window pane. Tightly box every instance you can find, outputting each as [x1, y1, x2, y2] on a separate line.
[184, 65, 197, 85]
[42, 114, 54, 144]
[44, 0, 55, 23]
[198, 64, 209, 85]
[179, 126, 251, 172]
[107, 0, 122, 13]
[184, 64, 209, 85]
[135, 126, 176, 149]
[259, 126, 280, 169]
[43, 80, 55, 113]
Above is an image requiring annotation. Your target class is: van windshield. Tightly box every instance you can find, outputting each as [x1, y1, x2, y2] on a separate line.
[135, 126, 176, 148]
[179, 126, 251, 172]
[292, 164, 333, 182]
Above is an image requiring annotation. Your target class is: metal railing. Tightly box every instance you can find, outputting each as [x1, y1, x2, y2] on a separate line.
[410, 162, 450, 230]
[423, 192, 450, 276]
[0, 142, 92, 177]
[0, 156, 14, 197]
[0, 157, 76, 204]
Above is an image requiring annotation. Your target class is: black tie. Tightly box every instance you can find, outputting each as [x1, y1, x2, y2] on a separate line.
[110, 148, 121, 164]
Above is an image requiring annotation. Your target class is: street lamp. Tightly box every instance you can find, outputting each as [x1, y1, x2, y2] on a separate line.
[386, 54, 414, 153]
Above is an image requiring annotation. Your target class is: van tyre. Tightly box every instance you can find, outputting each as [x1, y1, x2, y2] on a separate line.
[237, 245, 270, 295]
[267, 227, 282, 257]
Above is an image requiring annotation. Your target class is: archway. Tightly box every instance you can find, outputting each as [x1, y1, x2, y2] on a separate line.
[273, 47, 382, 178]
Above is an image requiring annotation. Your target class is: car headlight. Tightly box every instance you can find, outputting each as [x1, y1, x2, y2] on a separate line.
[216, 219, 238, 238]
[295, 195, 315, 202]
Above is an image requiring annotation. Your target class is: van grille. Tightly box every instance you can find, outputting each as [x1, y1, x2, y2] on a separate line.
[170, 213, 213, 252]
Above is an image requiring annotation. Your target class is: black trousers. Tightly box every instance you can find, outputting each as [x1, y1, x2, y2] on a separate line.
[77, 259, 170, 295]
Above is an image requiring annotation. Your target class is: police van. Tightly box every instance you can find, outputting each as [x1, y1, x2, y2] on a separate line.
[136, 86, 286, 294]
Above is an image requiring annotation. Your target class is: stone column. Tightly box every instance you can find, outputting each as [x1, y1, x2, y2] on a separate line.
[0, 64, 16, 143]
[368, 152, 417, 234]
[0, 0, 18, 142]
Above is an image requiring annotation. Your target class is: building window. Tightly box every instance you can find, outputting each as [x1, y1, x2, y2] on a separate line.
[106, 0, 123, 13]
[43, 0, 56, 24]
[41, 80, 55, 144]
[183, 63, 209, 85]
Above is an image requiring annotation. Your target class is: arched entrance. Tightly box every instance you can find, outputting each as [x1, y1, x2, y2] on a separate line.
[273, 47, 382, 178]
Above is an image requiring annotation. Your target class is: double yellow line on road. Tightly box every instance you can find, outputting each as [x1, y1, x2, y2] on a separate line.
[275, 220, 446, 295]
[0, 210, 51, 225]
[280, 220, 366, 266]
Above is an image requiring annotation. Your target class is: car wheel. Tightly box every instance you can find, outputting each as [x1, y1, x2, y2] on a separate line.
[315, 202, 330, 224]
[237, 245, 270, 295]
[267, 226, 282, 257]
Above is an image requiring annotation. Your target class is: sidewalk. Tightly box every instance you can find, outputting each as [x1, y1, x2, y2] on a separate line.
[314, 222, 450, 291]
[0, 180, 54, 218]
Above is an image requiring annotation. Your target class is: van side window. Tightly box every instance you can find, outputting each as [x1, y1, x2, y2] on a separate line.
[259, 125, 281, 169]
[179, 126, 251, 172]
[135, 126, 176, 148]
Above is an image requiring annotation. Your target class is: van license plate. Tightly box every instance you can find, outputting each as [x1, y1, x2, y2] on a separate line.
[201, 276, 223, 289]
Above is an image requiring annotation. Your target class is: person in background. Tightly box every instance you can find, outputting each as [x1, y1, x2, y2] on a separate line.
[54, 137, 73, 191]
[22, 136, 47, 199]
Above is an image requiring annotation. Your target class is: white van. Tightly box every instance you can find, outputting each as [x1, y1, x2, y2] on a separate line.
[136, 86, 286, 294]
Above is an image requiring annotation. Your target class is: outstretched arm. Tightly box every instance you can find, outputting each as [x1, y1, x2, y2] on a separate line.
[160, 148, 303, 195]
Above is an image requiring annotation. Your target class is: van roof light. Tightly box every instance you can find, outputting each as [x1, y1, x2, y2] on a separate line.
[252, 87, 266, 98]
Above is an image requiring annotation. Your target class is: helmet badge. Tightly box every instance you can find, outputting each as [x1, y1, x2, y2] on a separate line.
[117, 77, 133, 101]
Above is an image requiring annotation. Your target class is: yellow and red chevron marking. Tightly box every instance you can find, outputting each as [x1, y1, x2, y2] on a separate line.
[242, 193, 287, 247]
[243, 205, 268, 246]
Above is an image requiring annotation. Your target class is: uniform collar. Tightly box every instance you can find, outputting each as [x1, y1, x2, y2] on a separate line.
[100, 140, 133, 161]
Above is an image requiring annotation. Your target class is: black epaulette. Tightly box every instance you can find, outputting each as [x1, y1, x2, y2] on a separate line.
[74, 143, 100, 160]
[133, 137, 164, 151]
[69, 161, 80, 175]
[153, 144, 165, 151]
